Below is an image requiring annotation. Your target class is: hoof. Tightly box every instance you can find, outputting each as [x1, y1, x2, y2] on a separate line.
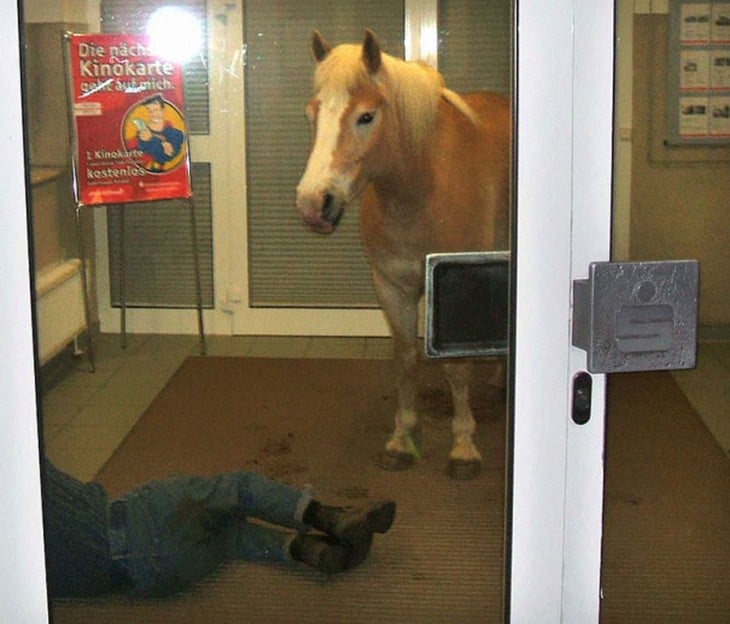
[376, 450, 416, 471]
[447, 459, 482, 480]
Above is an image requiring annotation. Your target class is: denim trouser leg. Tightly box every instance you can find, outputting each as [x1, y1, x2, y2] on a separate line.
[109, 471, 312, 596]
[223, 517, 295, 564]
[211, 471, 313, 531]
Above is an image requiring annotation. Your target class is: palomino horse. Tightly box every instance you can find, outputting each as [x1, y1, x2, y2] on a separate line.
[296, 30, 510, 479]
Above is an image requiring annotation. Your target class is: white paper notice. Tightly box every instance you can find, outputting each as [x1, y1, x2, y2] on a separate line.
[681, 4, 711, 43]
[679, 96, 710, 136]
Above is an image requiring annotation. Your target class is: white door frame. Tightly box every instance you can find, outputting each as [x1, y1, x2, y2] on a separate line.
[2, 0, 614, 621]
[0, 1, 51, 620]
[509, 1, 613, 621]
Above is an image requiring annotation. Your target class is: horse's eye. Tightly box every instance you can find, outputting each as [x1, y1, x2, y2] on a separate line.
[357, 112, 375, 126]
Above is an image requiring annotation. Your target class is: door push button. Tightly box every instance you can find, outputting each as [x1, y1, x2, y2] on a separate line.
[572, 371, 593, 425]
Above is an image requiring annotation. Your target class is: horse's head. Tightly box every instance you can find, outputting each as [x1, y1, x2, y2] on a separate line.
[296, 30, 387, 235]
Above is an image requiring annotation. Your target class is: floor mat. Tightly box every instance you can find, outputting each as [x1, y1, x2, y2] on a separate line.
[52, 356, 507, 623]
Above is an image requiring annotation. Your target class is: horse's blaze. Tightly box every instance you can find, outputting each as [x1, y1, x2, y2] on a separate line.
[296, 88, 352, 234]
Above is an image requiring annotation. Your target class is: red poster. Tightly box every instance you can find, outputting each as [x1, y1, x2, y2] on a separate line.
[66, 33, 192, 206]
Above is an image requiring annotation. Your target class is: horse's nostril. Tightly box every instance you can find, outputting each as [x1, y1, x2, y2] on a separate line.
[322, 193, 343, 227]
[322, 194, 334, 220]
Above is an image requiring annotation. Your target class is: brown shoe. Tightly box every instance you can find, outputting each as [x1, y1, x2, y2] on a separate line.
[311, 500, 396, 544]
[289, 533, 372, 574]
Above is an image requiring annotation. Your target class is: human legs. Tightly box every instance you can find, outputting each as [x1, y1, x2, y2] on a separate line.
[110, 472, 394, 594]
[110, 472, 309, 595]
[198, 471, 397, 545]
[230, 471, 313, 530]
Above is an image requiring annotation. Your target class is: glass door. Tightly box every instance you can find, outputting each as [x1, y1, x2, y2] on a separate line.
[1, 0, 615, 622]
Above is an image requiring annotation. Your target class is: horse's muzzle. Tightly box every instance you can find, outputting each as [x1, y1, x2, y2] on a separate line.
[298, 192, 344, 235]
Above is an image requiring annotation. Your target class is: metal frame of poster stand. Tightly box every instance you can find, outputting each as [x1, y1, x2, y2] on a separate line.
[63, 32, 206, 370]
[73, 203, 97, 372]
[116, 199, 206, 355]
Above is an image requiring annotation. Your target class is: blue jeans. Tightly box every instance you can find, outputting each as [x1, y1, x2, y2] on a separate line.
[108, 472, 313, 596]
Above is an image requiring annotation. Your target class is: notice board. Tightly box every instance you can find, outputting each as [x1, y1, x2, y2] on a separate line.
[667, 1, 730, 145]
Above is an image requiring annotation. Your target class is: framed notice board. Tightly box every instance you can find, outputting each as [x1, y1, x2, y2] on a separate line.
[668, 1, 730, 145]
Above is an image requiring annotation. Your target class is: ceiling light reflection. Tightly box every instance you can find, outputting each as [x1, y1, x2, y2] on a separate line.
[146, 7, 202, 63]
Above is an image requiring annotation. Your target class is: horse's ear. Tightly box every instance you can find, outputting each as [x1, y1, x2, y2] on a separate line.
[312, 31, 331, 63]
[362, 29, 382, 74]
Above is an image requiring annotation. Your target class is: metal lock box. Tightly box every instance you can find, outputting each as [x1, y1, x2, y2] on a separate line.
[572, 260, 699, 373]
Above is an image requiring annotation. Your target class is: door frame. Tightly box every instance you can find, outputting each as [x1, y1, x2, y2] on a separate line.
[508, 1, 613, 621]
[1, 0, 51, 619]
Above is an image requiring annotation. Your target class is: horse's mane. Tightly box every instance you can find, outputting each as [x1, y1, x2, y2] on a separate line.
[314, 43, 479, 151]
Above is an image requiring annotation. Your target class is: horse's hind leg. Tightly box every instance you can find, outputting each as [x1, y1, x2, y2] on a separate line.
[443, 361, 483, 479]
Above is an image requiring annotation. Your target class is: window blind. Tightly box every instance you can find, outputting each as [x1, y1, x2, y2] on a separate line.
[438, 0, 512, 96]
[244, 0, 404, 308]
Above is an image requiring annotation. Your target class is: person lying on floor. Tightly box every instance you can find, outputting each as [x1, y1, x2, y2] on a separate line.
[41, 458, 396, 598]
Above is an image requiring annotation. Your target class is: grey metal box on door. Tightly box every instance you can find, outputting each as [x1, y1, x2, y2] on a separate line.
[572, 261, 699, 374]
[424, 252, 510, 359]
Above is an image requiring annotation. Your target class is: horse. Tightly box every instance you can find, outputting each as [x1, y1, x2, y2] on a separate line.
[295, 30, 510, 479]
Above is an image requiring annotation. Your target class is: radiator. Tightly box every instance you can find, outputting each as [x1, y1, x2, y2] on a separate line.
[35, 258, 86, 365]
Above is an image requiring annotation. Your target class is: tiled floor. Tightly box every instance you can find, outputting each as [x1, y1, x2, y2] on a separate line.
[40, 333, 729, 482]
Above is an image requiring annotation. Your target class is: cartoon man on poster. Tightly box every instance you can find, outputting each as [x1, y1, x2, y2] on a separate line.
[125, 94, 186, 172]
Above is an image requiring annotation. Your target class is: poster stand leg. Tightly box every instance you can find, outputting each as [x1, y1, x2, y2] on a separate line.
[75, 204, 95, 372]
[118, 204, 127, 349]
[189, 199, 206, 355]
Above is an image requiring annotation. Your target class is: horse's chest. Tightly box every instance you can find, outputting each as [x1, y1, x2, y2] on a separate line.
[375, 254, 422, 284]
[360, 196, 434, 286]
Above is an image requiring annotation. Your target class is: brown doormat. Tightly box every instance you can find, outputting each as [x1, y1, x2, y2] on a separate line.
[52, 356, 507, 624]
[601, 372, 729, 624]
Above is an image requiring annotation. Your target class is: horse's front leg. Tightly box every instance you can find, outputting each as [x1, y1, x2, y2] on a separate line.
[371, 271, 420, 471]
[442, 361, 482, 479]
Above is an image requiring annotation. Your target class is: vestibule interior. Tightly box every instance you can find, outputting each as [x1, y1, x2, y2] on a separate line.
[614, 1, 729, 454]
[615, 3, 729, 329]
[23, 0, 728, 506]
